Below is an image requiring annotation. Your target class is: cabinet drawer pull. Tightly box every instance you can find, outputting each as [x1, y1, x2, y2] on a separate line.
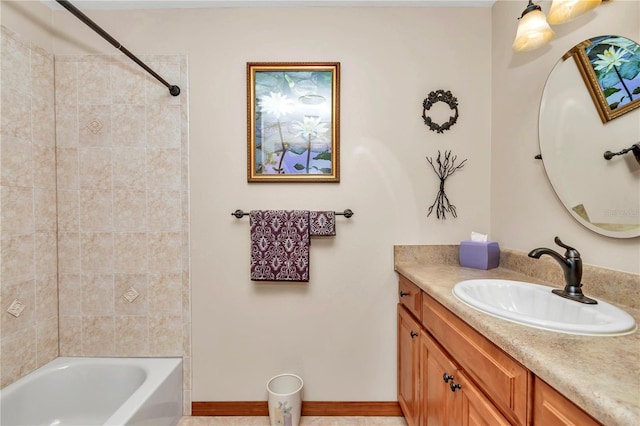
[443, 373, 453, 383]
[410, 331, 419, 338]
[400, 291, 410, 297]
[450, 382, 461, 392]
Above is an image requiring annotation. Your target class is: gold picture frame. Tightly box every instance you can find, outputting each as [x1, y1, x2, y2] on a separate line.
[569, 36, 640, 124]
[247, 62, 340, 182]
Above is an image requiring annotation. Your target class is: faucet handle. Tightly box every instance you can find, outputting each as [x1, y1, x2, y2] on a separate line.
[554, 236, 580, 258]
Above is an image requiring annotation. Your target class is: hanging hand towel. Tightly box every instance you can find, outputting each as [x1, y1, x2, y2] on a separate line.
[310, 211, 336, 236]
[250, 210, 310, 282]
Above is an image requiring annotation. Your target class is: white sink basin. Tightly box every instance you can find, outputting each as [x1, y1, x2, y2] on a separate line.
[452, 279, 636, 336]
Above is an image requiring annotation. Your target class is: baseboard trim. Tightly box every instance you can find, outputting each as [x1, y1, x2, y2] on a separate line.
[192, 401, 402, 417]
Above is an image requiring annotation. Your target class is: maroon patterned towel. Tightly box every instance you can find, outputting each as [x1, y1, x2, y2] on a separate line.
[310, 211, 336, 236]
[250, 210, 310, 282]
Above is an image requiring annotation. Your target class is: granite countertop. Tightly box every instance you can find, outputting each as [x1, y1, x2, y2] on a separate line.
[394, 252, 640, 426]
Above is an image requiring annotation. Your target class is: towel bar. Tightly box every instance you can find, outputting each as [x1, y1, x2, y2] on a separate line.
[231, 209, 354, 219]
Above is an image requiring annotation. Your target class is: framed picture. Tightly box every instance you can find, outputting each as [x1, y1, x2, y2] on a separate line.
[570, 35, 640, 123]
[247, 62, 340, 182]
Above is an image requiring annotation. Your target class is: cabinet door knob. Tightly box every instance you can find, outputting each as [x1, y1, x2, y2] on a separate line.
[410, 331, 419, 339]
[443, 373, 454, 383]
[450, 382, 461, 392]
[400, 291, 409, 297]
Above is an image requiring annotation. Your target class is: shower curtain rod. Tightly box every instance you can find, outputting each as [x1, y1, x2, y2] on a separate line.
[55, 0, 180, 97]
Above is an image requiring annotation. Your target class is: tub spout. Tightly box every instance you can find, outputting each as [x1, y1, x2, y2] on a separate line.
[528, 237, 597, 304]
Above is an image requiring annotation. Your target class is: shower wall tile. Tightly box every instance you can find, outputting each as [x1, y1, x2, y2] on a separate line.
[79, 147, 112, 189]
[148, 190, 182, 231]
[56, 147, 79, 189]
[113, 190, 147, 231]
[55, 105, 79, 147]
[79, 189, 113, 232]
[32, 96, 55, 145]
[115, 315, 149, 356]
[36, 319, 58, 367]
[1, 186, 34, 235]
[35, 275, 58, 323]
[34, 187, 57, 232]
[79, 104, 112, 147]
[149, 315, 182, 356]
[111, 58, 146, 105]
[147, 148, 181, 190]
[80, 232, 114, 273]
[1, 279, 35, 336]
[1, 134, 33, 187]
[146, 104, 181, 148]
[149, 273, 182, 315]
[81, 274, 115, 315]
[57, 233, 80, 273]
[81, 315, 115, 356]
[113, 148, 147, 189]
[1, 28, 30, 97]
[57, 190, 79, 232]
[1, 234, 35, 283]
[0, 327, 36, 388]
[58, 315, 81, 355]
[54, 60, 78, 106]
[113, 104, 146, 146]
[114, 274, 148, 315]
[78, 58, 112, 105]
[52, 53, 190, 411]
[34, 232, 57, 277]
[1, 86, 31, 141]
[33, 144, 56, 188]
[59, 274, 82, 315]
[113, 232, 148, 273]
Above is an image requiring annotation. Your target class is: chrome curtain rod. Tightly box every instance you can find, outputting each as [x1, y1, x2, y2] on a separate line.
[55, 0, 180, 97]
[231, 209, 354, 219]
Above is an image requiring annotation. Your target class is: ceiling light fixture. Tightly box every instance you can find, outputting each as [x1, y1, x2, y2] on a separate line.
[512, 0, 556, 52]
[547, 0, 602, 25]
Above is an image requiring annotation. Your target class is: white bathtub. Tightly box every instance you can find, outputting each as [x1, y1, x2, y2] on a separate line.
[0, 357, 183, 426]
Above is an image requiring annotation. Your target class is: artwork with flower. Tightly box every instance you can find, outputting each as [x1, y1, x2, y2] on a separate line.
[572, 35, 640, 123]
[247, 63, 340, 182]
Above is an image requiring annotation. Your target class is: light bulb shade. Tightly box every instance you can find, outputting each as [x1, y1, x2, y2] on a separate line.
[512, 8, 556, 52]
[547, 0, 602, 25]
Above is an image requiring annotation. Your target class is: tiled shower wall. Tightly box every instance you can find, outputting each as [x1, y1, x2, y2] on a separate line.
[0, 26, 59, 388]
[54, 54, 191, 411]
[1, 24, 191, 413]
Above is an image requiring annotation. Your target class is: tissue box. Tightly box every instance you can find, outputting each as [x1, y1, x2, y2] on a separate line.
[459, 241, 500, 270]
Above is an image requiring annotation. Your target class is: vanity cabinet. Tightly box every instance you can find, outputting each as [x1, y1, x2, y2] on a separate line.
[397, 277, 513, 426]
[397, 273, 604, 426]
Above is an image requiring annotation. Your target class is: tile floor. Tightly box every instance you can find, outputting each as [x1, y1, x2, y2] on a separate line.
[178, 416, 408, 425]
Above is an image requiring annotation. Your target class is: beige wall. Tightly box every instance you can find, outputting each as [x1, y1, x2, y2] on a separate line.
[491, 0, 640, 274]
[0, 22, 59, 387]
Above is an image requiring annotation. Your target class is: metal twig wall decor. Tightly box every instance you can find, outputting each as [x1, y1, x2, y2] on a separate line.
[422, 90, 459, 133]
[426, 150, 467, 219]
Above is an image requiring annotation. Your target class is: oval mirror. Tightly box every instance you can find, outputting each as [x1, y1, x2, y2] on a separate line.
[539, 35, 640, 238]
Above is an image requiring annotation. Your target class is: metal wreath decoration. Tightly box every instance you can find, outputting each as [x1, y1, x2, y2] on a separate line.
[422, 90, 459, 133]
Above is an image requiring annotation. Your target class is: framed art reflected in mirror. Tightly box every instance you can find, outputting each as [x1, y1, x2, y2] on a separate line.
[247, 62, 340, 183]
[569, 35, 640, 123]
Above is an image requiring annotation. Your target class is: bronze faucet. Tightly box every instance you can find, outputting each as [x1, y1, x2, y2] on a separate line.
[528, 237, 597, 304]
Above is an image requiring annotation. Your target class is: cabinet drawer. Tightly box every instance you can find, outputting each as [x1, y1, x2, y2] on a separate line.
[422, 292, 530, 426]
[398, 275, 422, 320]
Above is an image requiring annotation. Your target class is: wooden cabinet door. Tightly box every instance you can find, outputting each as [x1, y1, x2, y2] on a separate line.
[458, 371, 511, 426]
[398, 304, 422, 426]
[421, 330, 460, 426]
[533, 377, 601, 426]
